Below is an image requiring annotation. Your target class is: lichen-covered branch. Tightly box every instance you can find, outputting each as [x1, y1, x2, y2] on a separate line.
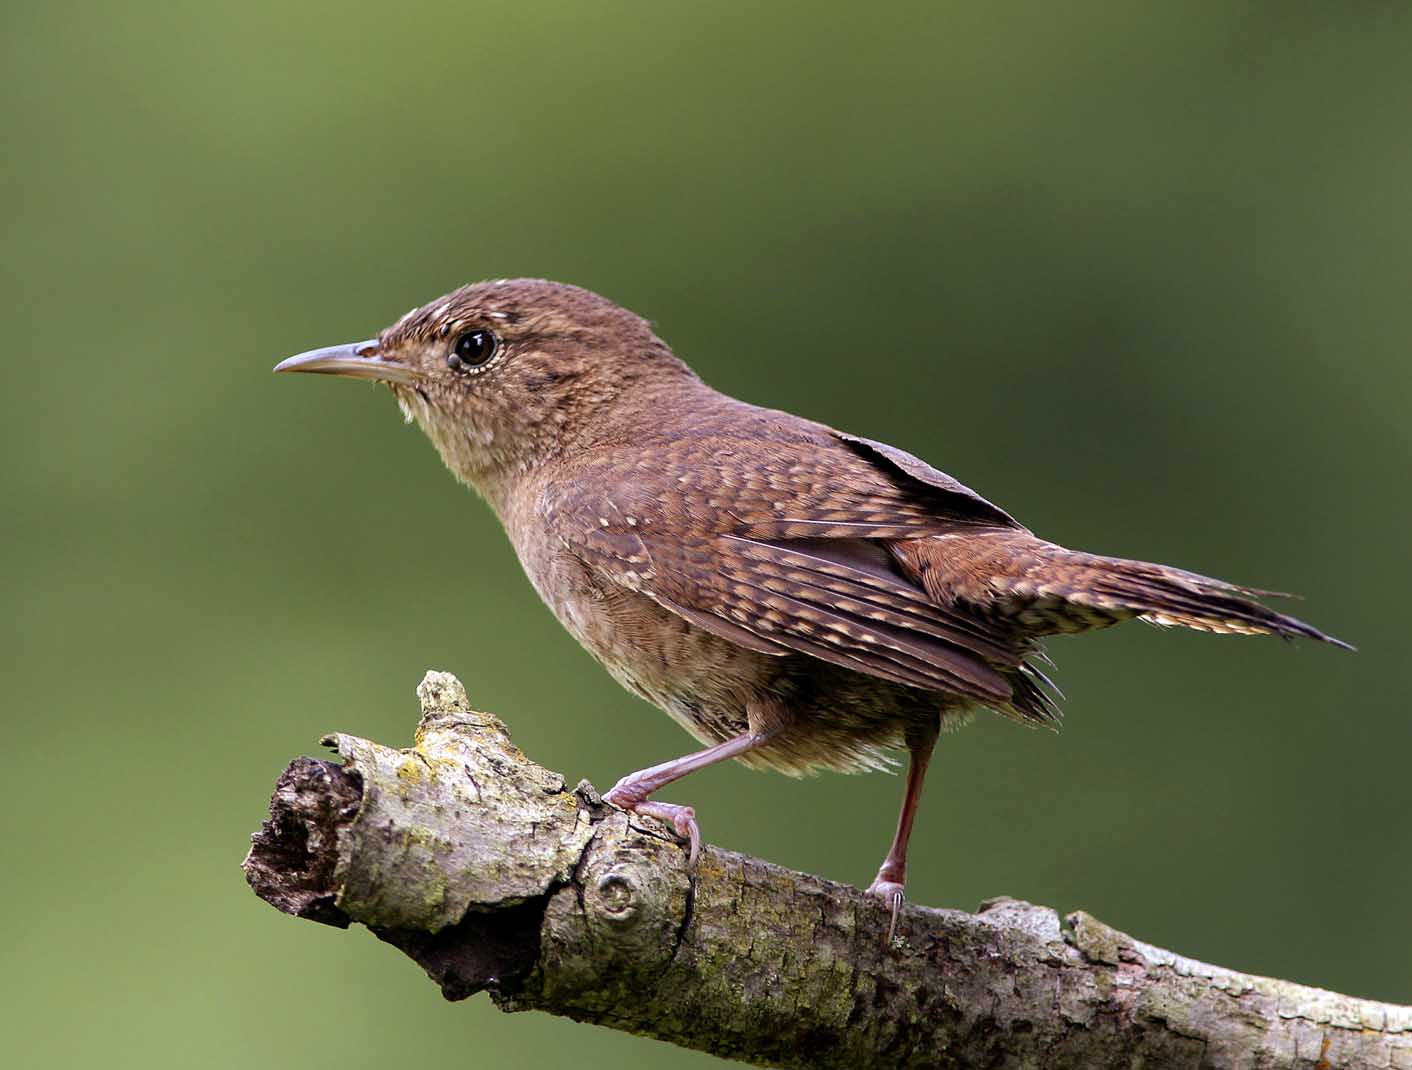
[244, 671, 1411, 1069]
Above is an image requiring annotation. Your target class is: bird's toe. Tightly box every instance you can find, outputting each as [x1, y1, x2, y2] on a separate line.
[611, 797, 701, 869]
[865, 878, 907, 943]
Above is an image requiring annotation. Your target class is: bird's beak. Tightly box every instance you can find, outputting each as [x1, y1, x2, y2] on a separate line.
[273, 341, 425, 385]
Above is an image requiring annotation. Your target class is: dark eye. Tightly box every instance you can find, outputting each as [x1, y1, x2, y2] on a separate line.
[448, 330, 497, 371]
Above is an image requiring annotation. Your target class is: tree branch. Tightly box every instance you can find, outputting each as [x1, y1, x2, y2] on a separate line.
[243, 671, 1411, 1069]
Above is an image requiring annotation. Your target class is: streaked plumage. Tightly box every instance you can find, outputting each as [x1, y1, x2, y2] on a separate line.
[277, 278, 1347, 929]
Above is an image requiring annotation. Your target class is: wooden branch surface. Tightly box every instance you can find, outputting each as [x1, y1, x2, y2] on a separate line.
[243, 671, 1411, 1069]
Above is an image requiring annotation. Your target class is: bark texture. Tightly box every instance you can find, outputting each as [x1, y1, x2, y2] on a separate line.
[244, 671, 1411, 1069]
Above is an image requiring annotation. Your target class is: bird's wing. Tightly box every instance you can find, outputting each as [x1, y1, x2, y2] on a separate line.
[539, 431, 1029, 705]
[829, 431, 1021, 531]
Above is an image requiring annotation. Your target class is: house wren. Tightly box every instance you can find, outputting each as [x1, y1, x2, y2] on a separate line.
[276, 278, 1346, 936]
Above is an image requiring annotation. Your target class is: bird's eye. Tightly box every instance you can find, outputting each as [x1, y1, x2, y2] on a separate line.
[448, 330, 498, 371]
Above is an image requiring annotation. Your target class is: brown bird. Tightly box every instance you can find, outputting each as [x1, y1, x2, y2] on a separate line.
[276, 278, 1347, 936]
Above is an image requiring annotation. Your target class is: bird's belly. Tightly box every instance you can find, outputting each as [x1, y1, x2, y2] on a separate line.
[512, 540, 934, 776]
[521, 546, 768, 745]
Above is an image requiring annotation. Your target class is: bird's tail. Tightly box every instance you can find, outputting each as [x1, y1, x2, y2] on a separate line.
[915, 531, 1351, 649]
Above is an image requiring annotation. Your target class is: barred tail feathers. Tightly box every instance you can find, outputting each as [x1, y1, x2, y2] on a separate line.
[897, 531, 1350, 649]
[987, 537, 1349, 648]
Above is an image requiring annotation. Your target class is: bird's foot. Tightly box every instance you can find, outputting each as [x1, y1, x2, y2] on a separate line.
[865, 876, 907, 944]
[604, 787, 701, 868]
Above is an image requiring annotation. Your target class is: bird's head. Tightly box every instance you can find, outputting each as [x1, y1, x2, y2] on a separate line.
[276, 279, 697, 495]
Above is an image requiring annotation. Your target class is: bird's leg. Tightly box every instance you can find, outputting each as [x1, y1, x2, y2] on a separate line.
[866, 722, 940, 942]
[604, 730, 773, 867]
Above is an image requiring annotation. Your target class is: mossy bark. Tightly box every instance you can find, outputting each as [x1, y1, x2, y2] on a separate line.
[244, 671, 1412, 1069]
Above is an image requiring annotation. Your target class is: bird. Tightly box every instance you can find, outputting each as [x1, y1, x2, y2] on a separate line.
[276, 278, 1347, 938]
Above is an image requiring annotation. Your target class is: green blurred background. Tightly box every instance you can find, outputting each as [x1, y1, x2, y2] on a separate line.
[4, 3, 1409, 1066]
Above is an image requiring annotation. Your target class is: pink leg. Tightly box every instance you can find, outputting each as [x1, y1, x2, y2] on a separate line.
[866, 724, 940, 942]
[604, 731, 770, 867]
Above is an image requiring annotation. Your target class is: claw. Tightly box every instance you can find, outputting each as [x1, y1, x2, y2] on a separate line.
[866, 879, 906, 944]
[604, 793, 701, 869]
[672, 813, 694, 869]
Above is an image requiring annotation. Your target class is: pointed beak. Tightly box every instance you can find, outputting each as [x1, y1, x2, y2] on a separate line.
[273, 340, 425, 385]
